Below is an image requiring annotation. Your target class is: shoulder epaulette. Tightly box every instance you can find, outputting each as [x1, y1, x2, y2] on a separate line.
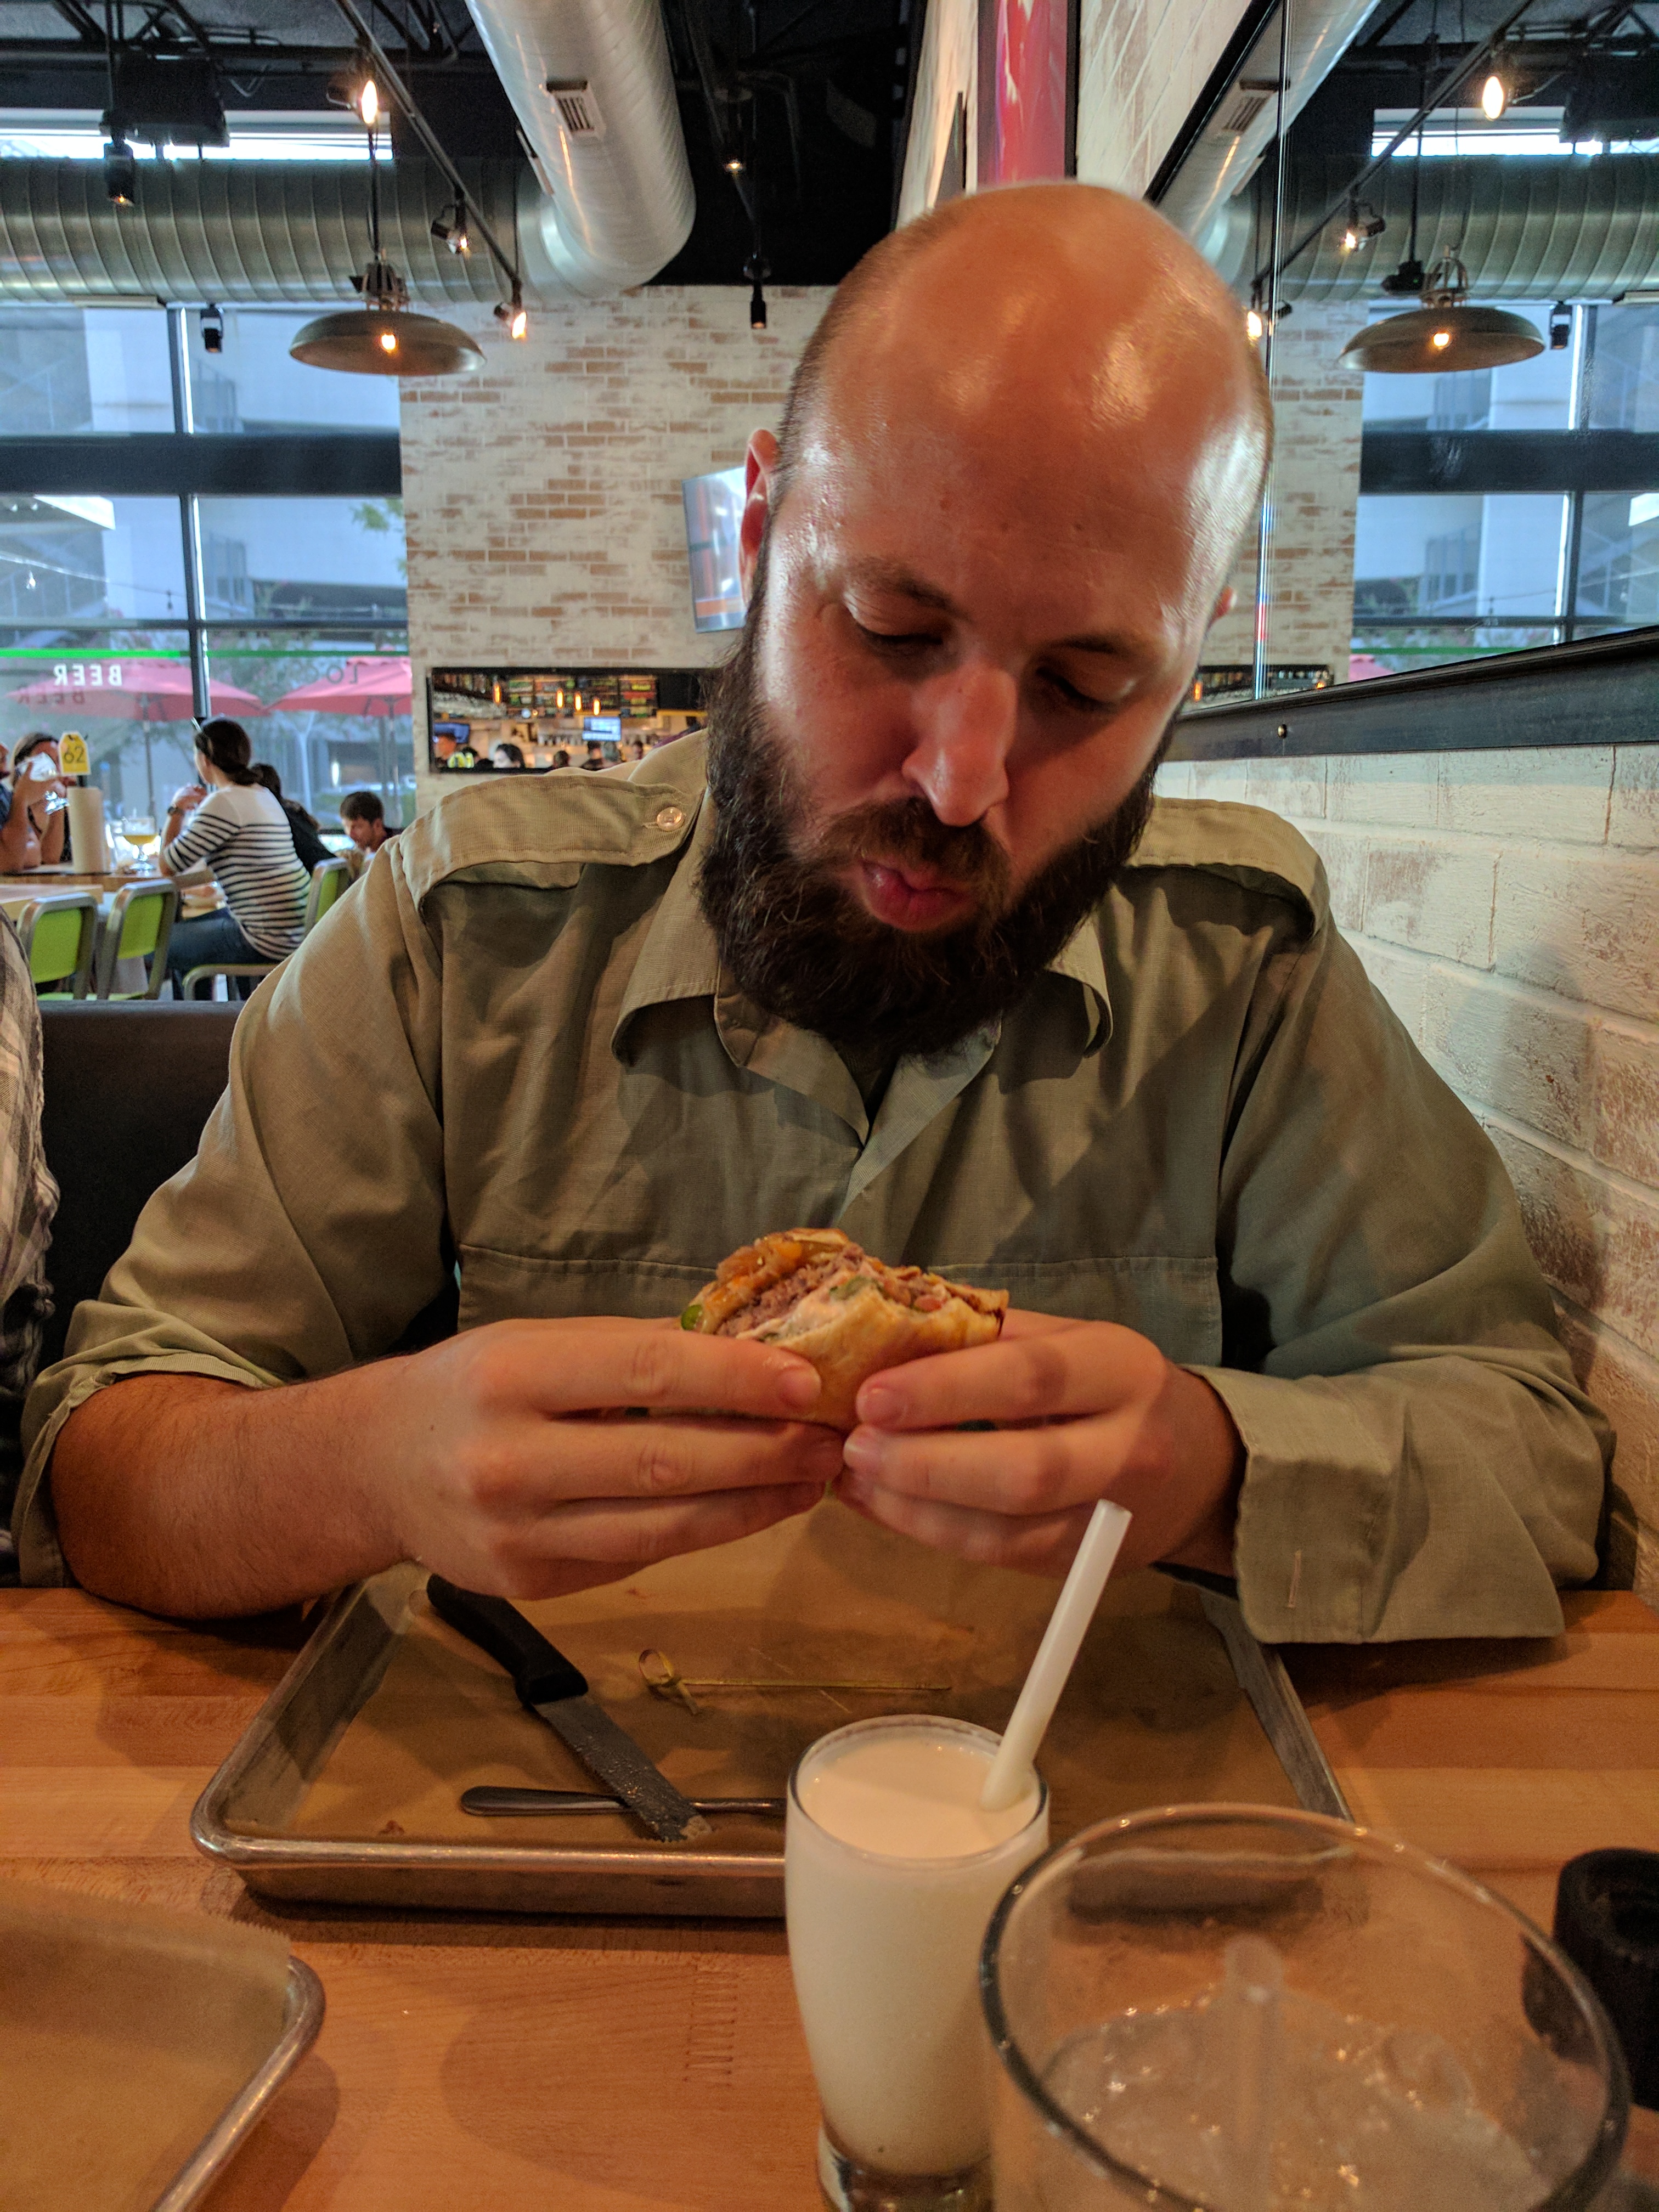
[1124, 797, 1328, 934]
[396, 734, 707, 907]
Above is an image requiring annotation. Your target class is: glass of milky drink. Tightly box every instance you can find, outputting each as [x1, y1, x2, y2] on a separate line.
[980, 1805, 1632, 2212]
[786, 1715, 1051, 2211]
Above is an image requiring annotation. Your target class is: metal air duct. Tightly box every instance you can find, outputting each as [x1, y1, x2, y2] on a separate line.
[1156, 0, 1380, 251]
[1213, 154, 1659, 304]
[464, 0, 695, 297]
[0, 157, 523, 304]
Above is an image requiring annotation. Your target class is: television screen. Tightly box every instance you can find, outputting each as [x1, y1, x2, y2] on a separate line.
[682, 466, 747, 633]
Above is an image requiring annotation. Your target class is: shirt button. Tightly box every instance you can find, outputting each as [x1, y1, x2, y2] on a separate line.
[654, 805, 686, 832]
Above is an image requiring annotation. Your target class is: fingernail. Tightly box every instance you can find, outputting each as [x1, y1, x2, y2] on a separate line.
[775, 1364, 822, 1409]
[857, 1382, 899, 1425]
[842, 1429, 878, 1472]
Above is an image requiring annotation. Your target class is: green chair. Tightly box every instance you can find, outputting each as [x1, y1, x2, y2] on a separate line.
[94, 878, 179, 1001]
[181, 856, 353, 1001]
[14, 892, 99, 1001]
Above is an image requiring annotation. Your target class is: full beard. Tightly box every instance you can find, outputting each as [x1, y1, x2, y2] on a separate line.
[696, 616, 1171, 1060]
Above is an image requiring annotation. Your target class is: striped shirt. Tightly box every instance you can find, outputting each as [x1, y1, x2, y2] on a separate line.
[163, 785, 310, 960]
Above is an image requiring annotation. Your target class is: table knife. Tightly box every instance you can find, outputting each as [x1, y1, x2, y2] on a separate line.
[461, 1786, 786, 1819]
[425, 1576, 713, 1842]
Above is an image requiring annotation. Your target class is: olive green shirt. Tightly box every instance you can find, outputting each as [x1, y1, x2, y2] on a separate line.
[16, 736, 1607, 1638]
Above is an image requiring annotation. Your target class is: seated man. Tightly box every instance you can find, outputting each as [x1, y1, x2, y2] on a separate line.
[339, 789, 396, 864]
[18, 187, 1606, 1638]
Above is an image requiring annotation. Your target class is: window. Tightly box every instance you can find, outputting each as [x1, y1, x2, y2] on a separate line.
[0, 303, 409, 819]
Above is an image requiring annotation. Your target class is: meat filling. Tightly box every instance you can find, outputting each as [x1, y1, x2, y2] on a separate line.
[715, 1250, 857, 1336]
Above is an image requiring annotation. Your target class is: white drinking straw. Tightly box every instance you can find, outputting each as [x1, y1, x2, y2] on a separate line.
[979, 1499, 1132, 1813]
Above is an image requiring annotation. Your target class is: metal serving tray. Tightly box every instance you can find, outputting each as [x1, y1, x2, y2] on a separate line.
[157, 1960, 326, 2212]
[193, 1534, 1347, 1921]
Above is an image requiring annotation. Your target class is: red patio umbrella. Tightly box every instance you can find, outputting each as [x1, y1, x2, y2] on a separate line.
[272, 656, 411, 718]
[5, 657, 264, 721]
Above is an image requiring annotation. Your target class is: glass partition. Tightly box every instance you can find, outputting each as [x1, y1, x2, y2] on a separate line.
[1157, 0, 1659, 719]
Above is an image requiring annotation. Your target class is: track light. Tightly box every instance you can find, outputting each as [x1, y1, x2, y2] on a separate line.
[200, 303, 224, 354]
[1246, 306, 1264, 342]
[1549, 301, 1573, 349]
[1481, 66, 1508, 121]
[495, 287, 528, 340]
[750, 282, 767, 330]
[357, 76, 381, 129]
[724, 155, 744, 174]
[103, 138, 136, 206]
[1340, 198, 1385, 251]
[431, 200, 471, 255]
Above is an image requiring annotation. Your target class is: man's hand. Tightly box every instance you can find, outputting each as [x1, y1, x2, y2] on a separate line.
[367, 1316, 842, 1598]
[836, 1311, 1243, 1581]
[50, 1317, 841, 1618]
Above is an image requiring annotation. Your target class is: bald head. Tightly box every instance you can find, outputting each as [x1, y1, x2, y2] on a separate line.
[776, 183, 1269, 600]
[724, 183, 1274, 933]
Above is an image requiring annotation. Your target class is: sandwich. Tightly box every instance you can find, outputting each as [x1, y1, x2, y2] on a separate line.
[680, 1228, 1007, 1430]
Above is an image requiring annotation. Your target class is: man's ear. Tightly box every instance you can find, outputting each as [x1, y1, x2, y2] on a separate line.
[738, 430, 780, 600]
[1209, 586, 1237, 626]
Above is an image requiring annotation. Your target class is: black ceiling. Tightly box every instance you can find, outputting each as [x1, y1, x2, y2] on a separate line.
[0, 0, 912, 284]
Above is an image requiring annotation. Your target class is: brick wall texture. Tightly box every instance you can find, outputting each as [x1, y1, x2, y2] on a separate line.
[1202, 304, 1369, 684]
[1075, 0, 1252, 195]
[399, 286, 832, 805]
[1156, 746, 1659, 1603]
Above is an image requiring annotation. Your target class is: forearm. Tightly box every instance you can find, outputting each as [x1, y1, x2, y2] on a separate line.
[37, 810, 65, 862]
[51, 1367, 409, 1618]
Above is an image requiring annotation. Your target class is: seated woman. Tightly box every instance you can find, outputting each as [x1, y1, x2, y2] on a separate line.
[0, 735, 69, 872]
[159, 719, 310, 998]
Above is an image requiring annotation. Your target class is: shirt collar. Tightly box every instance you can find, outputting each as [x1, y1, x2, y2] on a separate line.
[613, 797, 1115, 1059]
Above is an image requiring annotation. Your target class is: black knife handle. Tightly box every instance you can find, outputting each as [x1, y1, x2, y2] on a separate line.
[425, 1576, 589, 1707]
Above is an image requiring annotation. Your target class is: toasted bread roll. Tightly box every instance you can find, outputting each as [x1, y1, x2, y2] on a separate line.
[681, 1229, 1007, 1429]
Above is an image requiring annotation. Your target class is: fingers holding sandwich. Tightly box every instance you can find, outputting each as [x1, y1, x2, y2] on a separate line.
[839, 1317, 1243, 1581]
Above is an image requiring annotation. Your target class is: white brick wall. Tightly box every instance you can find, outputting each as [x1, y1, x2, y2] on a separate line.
[1076, 0, 1252, 194]
[1159, 744, 1659, 1602]
[399, 286, 832, 810]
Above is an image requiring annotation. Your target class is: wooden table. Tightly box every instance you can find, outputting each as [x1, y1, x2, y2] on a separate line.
[2, 1584, 1656, 2208]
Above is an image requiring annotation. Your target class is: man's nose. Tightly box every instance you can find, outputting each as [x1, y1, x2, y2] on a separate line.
[900, 662, 1017, 826]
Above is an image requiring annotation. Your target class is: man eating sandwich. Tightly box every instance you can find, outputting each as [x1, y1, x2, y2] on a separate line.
[18, 185, 1606, 1642]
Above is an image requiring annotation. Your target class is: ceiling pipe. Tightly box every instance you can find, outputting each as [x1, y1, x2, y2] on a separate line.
[0, 156, 521, 302]
[462, 0, 695, 297]
[1210, 153, 1659, 303]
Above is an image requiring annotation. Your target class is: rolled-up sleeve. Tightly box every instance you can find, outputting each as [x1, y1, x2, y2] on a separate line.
[1198, 922, 1607, 1644]
[14, 850, 450, 1584]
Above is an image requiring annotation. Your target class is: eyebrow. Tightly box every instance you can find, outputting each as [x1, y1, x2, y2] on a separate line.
[843, 561, 1163, 665]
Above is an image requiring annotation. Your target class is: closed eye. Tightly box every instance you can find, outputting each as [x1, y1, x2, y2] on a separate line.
[849, 617, 943, 654]
[1038, 667, 1112, 712]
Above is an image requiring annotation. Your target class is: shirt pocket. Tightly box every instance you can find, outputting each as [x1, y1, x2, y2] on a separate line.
[456, 1245, 710, 1331]
[933, 1256, 1223, 1367]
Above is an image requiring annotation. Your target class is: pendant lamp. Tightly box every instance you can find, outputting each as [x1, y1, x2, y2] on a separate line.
[291, 103, 484, 379]
[1342, 255, 1543, 375]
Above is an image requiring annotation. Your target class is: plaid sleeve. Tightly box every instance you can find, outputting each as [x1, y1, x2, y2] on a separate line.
[0, 917, 57, 1534]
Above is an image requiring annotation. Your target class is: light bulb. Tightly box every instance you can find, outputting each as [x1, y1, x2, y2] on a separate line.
[379, 329, 398, 353]
[1341, 226, 1359, 252]
[510, 304, 528, 340]
[1431, 329, 1453, 350]
[1245, 307, 1265, 342]
[723, 156, 744, 174]
[1480, 71, 1506, 121]
[358, 78, 381, 129]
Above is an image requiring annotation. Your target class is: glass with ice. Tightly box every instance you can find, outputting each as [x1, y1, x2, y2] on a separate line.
[981, 1805, 1630, 2211]
[786, 1714, 1051, 2210]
